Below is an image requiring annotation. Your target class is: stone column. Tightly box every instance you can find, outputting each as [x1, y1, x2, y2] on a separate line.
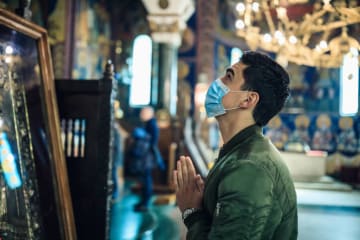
[157, 43, 178, 115]
[142, 0, 194, 117]
[141, 0, 195, 195]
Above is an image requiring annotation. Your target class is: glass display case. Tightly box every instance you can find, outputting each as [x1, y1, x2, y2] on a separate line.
[0, 8, 76, 240]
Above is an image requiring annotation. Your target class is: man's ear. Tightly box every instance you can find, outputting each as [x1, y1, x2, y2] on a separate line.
[239, 92, 259, 108]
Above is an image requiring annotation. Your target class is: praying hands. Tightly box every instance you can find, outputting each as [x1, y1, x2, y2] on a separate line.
[173, 156, 205, 213]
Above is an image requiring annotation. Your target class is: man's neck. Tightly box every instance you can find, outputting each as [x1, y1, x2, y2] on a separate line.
[217, 112, 256, 144]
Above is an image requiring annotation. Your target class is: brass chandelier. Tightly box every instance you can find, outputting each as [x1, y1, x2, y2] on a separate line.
[233, 0, 360, 67]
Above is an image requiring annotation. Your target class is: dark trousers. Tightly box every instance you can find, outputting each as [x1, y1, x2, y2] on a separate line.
[139, 168, 153, 206]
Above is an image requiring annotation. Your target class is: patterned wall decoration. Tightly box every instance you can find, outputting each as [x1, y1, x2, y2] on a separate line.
[264, 113, 360, 179]
[47, 0, 67, 78]
[72, 0, 111, 79]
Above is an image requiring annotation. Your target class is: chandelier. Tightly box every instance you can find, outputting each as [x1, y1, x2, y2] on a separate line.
[233, 0, 360, 67]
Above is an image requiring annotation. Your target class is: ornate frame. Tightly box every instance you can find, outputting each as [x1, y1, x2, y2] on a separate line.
[0, 8, 76, 239]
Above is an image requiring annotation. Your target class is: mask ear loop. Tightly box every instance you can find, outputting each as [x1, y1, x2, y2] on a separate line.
[223, 90, 249, 111]
[224, 106, 242, 111]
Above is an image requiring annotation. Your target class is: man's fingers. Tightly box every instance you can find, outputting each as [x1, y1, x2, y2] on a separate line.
[175, 156, 203, 193]
[176, 160, 183, 188]
[185, 156, 199, 193]
[185, 156, 197, 178]
[173, 170, 178, 191]
[195, 174, 204, 192]
[180, 156, 189, 186]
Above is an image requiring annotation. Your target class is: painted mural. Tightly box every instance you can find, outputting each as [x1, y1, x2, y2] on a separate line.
[73, 0, 111, 79]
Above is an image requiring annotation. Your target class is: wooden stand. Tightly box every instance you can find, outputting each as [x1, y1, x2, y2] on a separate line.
[55, 61, 116, 240]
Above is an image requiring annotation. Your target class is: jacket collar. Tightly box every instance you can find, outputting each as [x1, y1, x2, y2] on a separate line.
[219, 124, 262, 159]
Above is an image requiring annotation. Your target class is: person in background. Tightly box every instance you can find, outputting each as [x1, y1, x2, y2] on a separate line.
[133, 106, 165, 211]
[173, 51, 298, 239]
[140, 106, 166, 171]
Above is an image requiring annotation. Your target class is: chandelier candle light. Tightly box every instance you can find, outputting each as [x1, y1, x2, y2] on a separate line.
[233, 0, 360, 67]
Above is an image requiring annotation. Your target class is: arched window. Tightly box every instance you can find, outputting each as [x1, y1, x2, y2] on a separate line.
[129, 35, 152, 106]
[340, 48, 359, 116]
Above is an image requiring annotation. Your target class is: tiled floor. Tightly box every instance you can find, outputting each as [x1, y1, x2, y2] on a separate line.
[297, 188, 360, 240]
[110, 186, 185, 240]
[297, 188, 360, 207]
[110, 181, 360, 240]
[298, 205, 360, 240]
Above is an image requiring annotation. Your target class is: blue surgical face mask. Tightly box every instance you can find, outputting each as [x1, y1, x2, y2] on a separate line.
[205, 78, 248, 118]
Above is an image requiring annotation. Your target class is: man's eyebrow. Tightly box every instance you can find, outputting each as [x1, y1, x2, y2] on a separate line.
[226, 68, 235, 76]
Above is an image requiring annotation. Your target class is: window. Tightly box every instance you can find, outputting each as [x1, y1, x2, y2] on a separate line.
[230, 47, 243, 65]
[129, 35, 152, 106]
[340, 48, 359, 116]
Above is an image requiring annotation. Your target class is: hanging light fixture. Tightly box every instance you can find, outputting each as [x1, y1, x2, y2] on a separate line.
[232, 0, 360, 67]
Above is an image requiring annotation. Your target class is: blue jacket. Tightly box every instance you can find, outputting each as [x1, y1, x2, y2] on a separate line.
[144, 118, 165, 170]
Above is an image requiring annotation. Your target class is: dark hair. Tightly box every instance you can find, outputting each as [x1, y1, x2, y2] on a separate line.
[240, 51, 290, 126]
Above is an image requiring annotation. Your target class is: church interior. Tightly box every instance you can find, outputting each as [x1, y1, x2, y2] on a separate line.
[0, 0, 360, 239]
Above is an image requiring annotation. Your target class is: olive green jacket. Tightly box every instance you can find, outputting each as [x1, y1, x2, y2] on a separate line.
[184, 125, 298, 239]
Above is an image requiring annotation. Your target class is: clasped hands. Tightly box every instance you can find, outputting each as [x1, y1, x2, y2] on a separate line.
[173, 156, 204, 213]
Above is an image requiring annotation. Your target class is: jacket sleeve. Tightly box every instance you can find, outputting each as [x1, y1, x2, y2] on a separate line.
[184, 211, 211, 240]
[208, 161, 274, 239]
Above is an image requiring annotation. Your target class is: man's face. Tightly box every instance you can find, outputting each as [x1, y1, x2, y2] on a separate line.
[140, 107, 153, 121]
[220, 62, 248, 110]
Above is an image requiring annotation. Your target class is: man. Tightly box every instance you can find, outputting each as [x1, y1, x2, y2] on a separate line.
[134, 106, 165, 211]
[140, 106, 165, 172]
[173, 51, 298, 239]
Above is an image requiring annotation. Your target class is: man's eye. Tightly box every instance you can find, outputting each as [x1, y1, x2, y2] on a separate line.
[227, 73, 232, 79]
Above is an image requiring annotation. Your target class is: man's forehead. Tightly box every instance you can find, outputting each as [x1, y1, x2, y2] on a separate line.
[230, 62, 246, 74]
